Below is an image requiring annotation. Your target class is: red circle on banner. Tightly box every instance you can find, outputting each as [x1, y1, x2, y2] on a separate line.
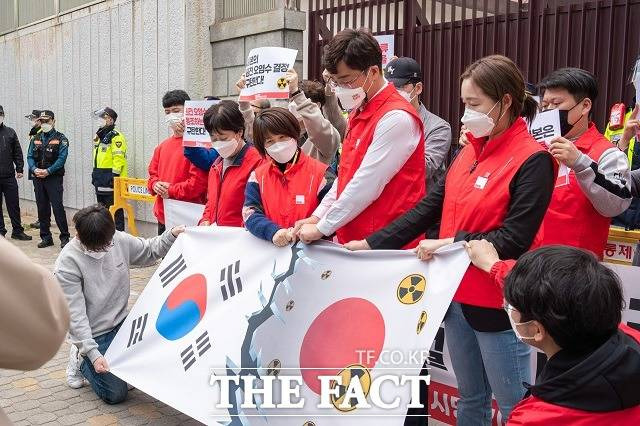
[299, 298, 385, 395]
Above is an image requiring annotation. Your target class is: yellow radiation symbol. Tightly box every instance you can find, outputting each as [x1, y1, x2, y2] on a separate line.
[303, 422, 316, 426]
[330, 364, 371, 412]
[277, 77, 288, 89]
[397, 274, 426, 304]
[416, 310, 428, 334]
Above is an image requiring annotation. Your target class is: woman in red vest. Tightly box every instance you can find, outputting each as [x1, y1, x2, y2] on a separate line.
[198, 101, 262, 227]
[243, 108, 331, 246]
[346, 55, 556, 424]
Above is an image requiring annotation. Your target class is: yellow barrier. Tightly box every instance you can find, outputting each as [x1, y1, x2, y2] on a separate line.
[110, 177, 155, 236]
[605, 226, 640, 265]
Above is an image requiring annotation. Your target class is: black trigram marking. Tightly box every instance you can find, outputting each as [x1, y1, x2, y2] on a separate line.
[127, 313, 148, 348]
[220, 260, 242, 301]
[427, 326, 447, 371]
[160, 254, 186, 287]
[181, 331, 212, 371]
[629, 298, 640, 332]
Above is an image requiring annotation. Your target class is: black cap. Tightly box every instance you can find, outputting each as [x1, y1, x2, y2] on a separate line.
[0, 105, 4, 116]
[39, 110, 55, 120]
[99, 107, 118, 122]
[25, 110, 42, 120]
[385, 57, 422, 87]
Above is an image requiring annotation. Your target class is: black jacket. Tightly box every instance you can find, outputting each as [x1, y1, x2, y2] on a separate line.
[0, 123, 24, 178]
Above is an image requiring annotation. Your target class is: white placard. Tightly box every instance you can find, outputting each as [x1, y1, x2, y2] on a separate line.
[183, 100, 219, 147]
[164, 199, 205, 229]
[528, 108, 570, 186]
[374, 34, 395, 68]
[633, 57, 640, 107]
[238, 47, 298, 102]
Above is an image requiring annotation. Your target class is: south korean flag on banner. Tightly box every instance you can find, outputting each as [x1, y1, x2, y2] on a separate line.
[105, 227, 293, 425]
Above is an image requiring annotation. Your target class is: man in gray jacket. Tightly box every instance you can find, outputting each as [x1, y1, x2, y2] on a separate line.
[54, 204, 184, 403]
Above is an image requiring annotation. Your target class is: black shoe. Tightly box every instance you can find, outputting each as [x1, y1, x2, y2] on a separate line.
[30, 220, 40, 229]
[37, 239, 54, 248]
[60, 239, 70, 248]
[11, 232, 33, 241]
[0, 232, 6, 238]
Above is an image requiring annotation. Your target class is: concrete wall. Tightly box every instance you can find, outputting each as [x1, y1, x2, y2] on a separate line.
[0, 0, 214, 231]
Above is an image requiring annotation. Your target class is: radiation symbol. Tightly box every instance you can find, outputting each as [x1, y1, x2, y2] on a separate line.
[286, 300, 295, 311]
[321, 270, 332, 280]
[277, 77, 288, 89]
[397, 274, 426, 304]
[267, 359, 281, 376]
[416, 311, 428, 334]
[303, 422, 316, 426]
[330, 364, 371, 412]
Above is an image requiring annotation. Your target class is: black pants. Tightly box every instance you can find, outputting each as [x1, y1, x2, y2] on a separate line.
[0, 177, 24, 235]
[96, 192, 124, 231]
[157, 222, 166, 235]
[33, 175, 69, 242]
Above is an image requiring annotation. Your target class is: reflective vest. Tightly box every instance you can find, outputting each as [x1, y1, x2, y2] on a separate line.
[335, 84, 426, 246]
[92, 128, 127, 193]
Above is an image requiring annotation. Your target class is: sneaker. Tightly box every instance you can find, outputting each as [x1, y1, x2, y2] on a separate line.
[37, 239, 54, 248]
[30, 220, 40, 229]
[66, 345, 84, 389]
[11, 232, 33, 241]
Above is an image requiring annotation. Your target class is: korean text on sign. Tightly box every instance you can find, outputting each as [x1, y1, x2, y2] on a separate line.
[183, 100, 219, 147]
[238, 47, 298, 102]
[528, 108, 570, 187]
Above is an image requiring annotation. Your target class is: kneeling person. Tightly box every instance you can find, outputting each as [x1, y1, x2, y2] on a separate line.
[55, 204, 184, 403]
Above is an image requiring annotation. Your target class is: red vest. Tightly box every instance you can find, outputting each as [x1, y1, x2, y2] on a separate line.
[335, 84, 426, 246]
[200, 144, 262, 227]
[255, 151, 327, 228]
[541, 124, 614, 259]
[440, 118, 549, 308]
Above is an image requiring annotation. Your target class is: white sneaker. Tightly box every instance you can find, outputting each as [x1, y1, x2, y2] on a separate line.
[66, 345, 84, 389]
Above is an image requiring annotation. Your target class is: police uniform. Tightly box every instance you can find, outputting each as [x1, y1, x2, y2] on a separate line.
[25, 109, 42, 229]
[92, 107, 127, 231]
[27, 110, 70, 247]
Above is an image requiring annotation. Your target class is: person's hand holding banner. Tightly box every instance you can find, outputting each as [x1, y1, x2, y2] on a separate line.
[238, 47, 298, 101]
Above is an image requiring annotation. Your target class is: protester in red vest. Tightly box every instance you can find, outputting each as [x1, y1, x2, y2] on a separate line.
[294, 28, 425, 247]
[537, 68, 631, 258]
[346, 55, 556, 424]
[243, 108, 332, 247]
[465, 240, 640, 425]
[198, 101, 262, 227]
[147, 90, 208, 235]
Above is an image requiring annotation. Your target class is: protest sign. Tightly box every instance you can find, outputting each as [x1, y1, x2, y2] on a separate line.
[183, 100, 219, 147]
[106, 227, 469, 425]
[374, 35, 395, 68]
[528, 108, 570, 187]
[164, 199, 205, 229]
[238, 47, 298, 102]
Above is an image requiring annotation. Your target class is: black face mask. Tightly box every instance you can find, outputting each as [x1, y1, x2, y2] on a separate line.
[557, 101, 583, 137]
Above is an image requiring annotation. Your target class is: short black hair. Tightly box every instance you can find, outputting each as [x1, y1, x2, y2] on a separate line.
[538, 67, 598, 104]
[162, 90, 191, 108]
[323, 28, 382, 74]
[203, 100, 245, 137]
[299, 80, 326, 107]
[504, 246, 624, 351]
[72, 204, 116, 252]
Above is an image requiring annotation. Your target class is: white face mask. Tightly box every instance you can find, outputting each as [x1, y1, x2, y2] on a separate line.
[211, 138, 239, 158]
[400, 87, 416, 104]
[0, 117, 4, 125]
[165, 112, 183, 128]
[505, 304, 536, 341]
[81, 241, 113, 260]
[266, 138, 298, 164]
[288, 102, 303, 121]
[461, 101, 501, 138]
[335, 69, 372, 111]
[41, 123, 53, 133]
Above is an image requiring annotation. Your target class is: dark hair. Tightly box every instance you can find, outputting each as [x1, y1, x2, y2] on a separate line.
[72, 204, 116, 251]
[203, 100, 244, 137]
[251, 99, 271, 109]
[538, 67, 598, 105]
[162, 90, 191, 108]
[299, 80, 326, 107]
[322, 28, 382, 74]
[460, 55, 538, 124]
[504, 246, 624, 351]
[252, 108, 301, 156]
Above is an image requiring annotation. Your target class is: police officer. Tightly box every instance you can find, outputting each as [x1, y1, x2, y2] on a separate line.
[27, 110, 70, 248]
[25, 110, 43, 229]
[0, 105, 32, 240]
[92, 107, 127, 231]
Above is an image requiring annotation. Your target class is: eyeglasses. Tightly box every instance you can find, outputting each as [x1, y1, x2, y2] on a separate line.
[327, 70, 365, 89]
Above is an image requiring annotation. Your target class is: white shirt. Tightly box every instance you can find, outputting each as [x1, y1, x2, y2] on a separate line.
[314, 86, 422, 236]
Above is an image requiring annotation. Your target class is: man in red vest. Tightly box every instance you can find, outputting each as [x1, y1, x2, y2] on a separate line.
[296, 28, 425, 246]
[538, 68, 631, 258]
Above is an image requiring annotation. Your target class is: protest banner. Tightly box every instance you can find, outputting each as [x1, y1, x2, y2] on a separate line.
[183, 100, 220, 147]
[374, 35, 395, 68]
[164, 199, 205, 229]
[106, 227, 470, 425]
[238, 47, 298, 102]
[527, 108, 570, 187]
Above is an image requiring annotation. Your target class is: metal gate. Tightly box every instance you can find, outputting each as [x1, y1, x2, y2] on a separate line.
[308, 0, 640, 139]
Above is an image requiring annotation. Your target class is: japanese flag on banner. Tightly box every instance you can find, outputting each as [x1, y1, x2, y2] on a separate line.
[106, 227, 470, 425]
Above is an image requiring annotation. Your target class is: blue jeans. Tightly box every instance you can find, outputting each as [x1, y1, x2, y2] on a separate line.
[444, 302, 531, 425]
[80, 324, 128, 404]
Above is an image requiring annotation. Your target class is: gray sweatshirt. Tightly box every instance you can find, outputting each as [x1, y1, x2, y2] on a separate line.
[54, 230, 176, 363]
